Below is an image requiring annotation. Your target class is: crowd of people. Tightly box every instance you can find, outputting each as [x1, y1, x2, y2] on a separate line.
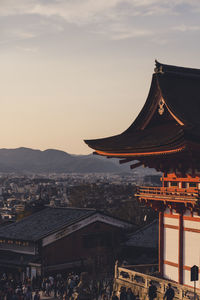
[113, 287, 140, 300]
[0, 271, 175, 300]
[148, 282, 175, 300]
[111, 282, 175, 300]
[0, 272, 113, 300]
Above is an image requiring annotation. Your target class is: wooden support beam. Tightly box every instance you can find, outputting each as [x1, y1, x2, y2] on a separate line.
[159, 211, 164, 276]
[93, 151, 99, 155]
[130, 162, 143, 169]
[178, 212, 183, 284]
[119, 158, 135, 164]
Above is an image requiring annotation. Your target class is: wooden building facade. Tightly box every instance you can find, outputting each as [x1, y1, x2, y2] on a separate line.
[0, 207, 132, 279]
[85, 61, 200, 288]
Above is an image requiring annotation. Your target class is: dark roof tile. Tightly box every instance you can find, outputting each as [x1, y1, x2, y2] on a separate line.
[84, 61, 200, 159]
[0, 207, 96, 241]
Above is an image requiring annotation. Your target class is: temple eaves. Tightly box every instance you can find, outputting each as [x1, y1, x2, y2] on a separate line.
[84, 61, 200, 173]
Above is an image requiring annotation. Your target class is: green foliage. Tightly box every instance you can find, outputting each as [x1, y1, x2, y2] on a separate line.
[69, 183, 157, 225]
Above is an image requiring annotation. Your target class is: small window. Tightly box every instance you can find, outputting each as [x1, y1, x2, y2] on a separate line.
[189, 182, 197, 188]
[182, 182, 186, 188]
[164, 181, 168, 187]
[171, 182, 178, 187]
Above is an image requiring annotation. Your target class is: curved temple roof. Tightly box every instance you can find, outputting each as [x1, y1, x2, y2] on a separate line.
[84, 61, 200, 171]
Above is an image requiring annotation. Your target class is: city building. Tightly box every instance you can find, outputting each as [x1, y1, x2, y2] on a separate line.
[85, 61, 200, 292]
[122, 220, 158, 265]
[0, 206, 132, 280]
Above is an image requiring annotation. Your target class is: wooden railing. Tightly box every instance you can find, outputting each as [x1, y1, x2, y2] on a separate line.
[135, 186, 199, 203]
[114, 263, 200, 300]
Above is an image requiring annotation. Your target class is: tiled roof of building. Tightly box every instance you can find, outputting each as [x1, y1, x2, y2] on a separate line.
[125, 219, 158, 248]
[0, 207, 96, 241]
[84, 61, 200, 172]
[84, 123, 185, 155]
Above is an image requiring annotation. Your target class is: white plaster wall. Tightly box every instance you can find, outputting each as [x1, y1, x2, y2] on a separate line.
[164, 217, 178, 226]
[182, 270, 200, 288]
[184, 220, 200, 230]
[163, 211, 200, 285]
[172, 210, 179, 216]
[164, 227, 178, 263]
[184, 210, 192, 217]
[183, 231, 200, 267]
[183, 270, 190, 287]
[183, 213, 200, 288]
[164, 264, 178, 282]
[193, 213, 200, 218]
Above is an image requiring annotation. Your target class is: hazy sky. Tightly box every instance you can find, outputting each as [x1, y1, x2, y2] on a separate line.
[1, 0, 200, 154]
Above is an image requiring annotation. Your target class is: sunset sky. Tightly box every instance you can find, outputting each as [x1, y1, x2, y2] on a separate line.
[1, 0, 200, 154]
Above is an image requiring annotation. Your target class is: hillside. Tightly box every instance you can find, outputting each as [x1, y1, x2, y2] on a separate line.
[0, 147, 129, 173]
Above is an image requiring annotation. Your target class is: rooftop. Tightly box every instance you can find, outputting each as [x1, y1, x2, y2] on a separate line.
[85, 61, 200, 173]
[125, 219, 158, 248]
[0, 207, 96, 241]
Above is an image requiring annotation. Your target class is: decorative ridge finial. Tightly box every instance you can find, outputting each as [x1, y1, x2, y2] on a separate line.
[154, 59, 164, 74]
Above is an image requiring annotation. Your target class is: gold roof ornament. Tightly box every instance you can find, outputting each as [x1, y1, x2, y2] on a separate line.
[158, 98, 165, 115]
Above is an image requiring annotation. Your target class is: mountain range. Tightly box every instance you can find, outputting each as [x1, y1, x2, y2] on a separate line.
[0, 147, 131, 173]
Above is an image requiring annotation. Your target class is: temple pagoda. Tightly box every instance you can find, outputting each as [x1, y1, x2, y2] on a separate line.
[84, 61, 200, 288]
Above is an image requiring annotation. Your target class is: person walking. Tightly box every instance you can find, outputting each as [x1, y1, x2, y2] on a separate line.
[25, 286, 32, 300]
[120, 287, 127, 300]
[163, 284, 174, 300]
[148, 281, 157, 300]
[112, 291, 119, 300]
[33, 290, 40, 300]
[127, 288, 135, 300]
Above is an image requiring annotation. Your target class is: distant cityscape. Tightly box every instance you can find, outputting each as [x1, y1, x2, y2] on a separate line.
[0, 171, 159, 224]
[0, 147, 160, 299]
[2, 1, 198, 297]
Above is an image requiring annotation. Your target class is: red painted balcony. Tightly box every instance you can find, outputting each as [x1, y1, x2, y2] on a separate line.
[135, 186, 199, 206]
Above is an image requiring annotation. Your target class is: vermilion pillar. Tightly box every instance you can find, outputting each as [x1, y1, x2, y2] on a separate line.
[159, 211, 164, 276]
[178, 212, 183, 284]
